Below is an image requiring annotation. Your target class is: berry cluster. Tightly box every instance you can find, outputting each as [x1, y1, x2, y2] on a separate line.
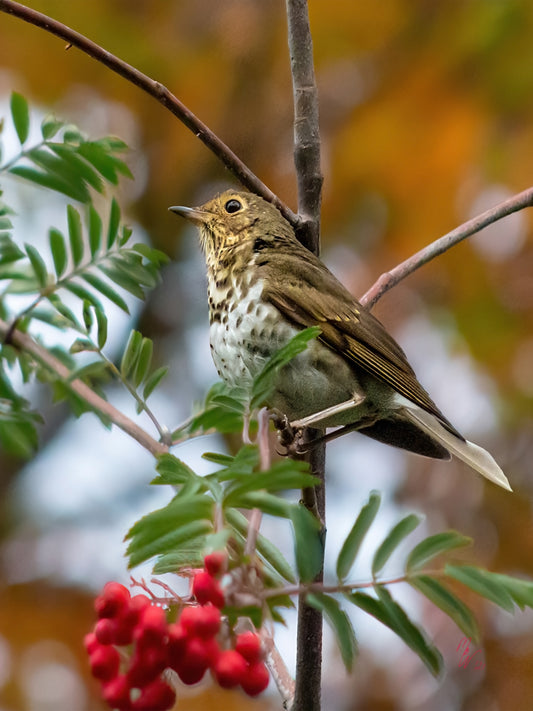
[85, 554, 269, 710]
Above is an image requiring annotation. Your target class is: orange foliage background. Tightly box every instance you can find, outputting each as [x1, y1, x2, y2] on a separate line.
[1, 1, 533, 709]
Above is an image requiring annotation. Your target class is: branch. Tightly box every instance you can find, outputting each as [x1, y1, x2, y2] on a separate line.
[360, 185, 533, 309]
[0, 0, 297, 226]
[286, 0, 323, 253]
[0, 318, 167, 457]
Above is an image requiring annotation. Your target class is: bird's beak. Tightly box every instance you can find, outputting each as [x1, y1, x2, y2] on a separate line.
[168, 205, 210, 224]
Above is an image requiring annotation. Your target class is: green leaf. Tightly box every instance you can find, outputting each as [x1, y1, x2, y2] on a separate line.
[153, 453, 200, 487]
[24, 243, 48, 288]
[107, 198, 120, 248]
[94, 306, 108, 350]
[70, 338, 98, 354]
[64, 281, 102, 308]
[306, 593, 357, 671]
[142, 366, 168, 400]
[88, 205, 102, 256]
[337, 491, 381, 581]
[121, 330, 143, 378]
[67, 205, 84, 266]
[406, 531, 472, 573]
[225, 507, 296, 583]
[445, 565, 517, 613]
[348, 589, 443, 676]
[82, 299, 93, 330]
[128, 520, 213, 569]
[81, 273, 129, 313]
[10, 92, 30, 144]
[372, 514, 422, 578]
[409, 575, 479, 642]
[78, 141, 119, 183]
[233, 491, 293, 518]
[98, 263, 145, 299]
[0, 234, 25, 266]
[290, 505, 323, 583]
[250, 326, 321, 409]
[9, 166, 90, 202]
[133, 338, 153, 388]
[68, 360, 109, 382]
[41, 115, 63, 140]
[49, 228, 67, 278]
[49, 144, 104, 193]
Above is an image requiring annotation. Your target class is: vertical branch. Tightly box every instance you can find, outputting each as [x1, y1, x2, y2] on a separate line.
[286, 3, 325, 710]
[286, 0, 323, 253]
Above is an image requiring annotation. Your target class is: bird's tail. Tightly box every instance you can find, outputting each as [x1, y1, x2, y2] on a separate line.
[401, 405, 512, 491]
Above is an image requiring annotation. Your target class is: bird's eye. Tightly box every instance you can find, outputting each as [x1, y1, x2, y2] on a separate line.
[224, 199, 242, 214]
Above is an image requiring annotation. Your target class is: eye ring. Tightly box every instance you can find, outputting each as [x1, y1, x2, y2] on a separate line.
[224, 199, 242, 214]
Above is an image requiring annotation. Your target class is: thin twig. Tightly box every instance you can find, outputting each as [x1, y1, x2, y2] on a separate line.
[286, 0, 323, 253]
[0, 318, 167, 456]
[361, 185, 533, 309]
[0, 0, 297, 226]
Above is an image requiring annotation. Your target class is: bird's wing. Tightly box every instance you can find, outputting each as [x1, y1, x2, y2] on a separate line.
[260, 246, 462, 438]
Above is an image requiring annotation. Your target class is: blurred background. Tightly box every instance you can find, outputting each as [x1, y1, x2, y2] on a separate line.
[0, 1, 533, 709]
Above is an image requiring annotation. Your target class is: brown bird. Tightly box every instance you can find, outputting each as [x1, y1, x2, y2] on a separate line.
[170, 190, 511, 491]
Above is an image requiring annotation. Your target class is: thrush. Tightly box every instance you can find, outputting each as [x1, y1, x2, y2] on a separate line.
[170, 190, 511, 491]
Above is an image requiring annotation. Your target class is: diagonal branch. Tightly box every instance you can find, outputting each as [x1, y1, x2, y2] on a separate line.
[0, 318, 167, 457]
[361, 185, 533, 309]
[0, 0, 297, 226]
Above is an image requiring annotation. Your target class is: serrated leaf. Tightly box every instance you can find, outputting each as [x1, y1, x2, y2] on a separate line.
[142, 366, 168, 400]
[127, 520, 213, 569]
[409, 575, 479, 641]
[88, 205, 102, 256]
[78, 142, 119, 183]
[49, 228, 67, 278]
[121, 330, 143, 378]
[67, 205, 84, 266]
[224, 461, 318, 505]
[24, 243, 48, 287]
[94, 306, 108, 350]
[108, 254, 158, 288]
[41, 115, 63, 140]
[107, 198, 120, 247]
[290, 505, 323, 583]
[225, 507, 296, 583]
[406, 531, 472, 573]
[9, 166, 90, 202]
[49, 144, 103, 192]
[372, 514, 422, 578]
[10, 92, 30, 144]
[445, 565, 517, 612]
[82, 299, 93, 330]
[153, 453, 200, 487]
[234, 491, 292, 518]
[337, 491, 381, 581]
[98, 263, 145, 299]
[348, 589, 443, 677]
[70, 338, 97, 354]
[250, 326, 321, 409]
[81, 272, 129, 312]
[133, 338, 153, 388]
[64, 281, 102, 308]
[306, 593, 357, 670]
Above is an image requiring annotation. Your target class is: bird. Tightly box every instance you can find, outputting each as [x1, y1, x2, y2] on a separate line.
[169, 190, 511, 491]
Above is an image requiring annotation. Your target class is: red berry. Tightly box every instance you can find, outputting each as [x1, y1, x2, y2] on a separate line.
[102, 675, 131, 709]
[83, 632, 100, 655]
[179, 605, 221, 639]
[94, 618, 118, 645]
[212, 649, 248, 689]
[179, 606, 203, 634]
[127, 646, 168, 687]
[173, 636, 216, 685]
[95, 582, 130, 619]
[132, 678, 176, 711]
[167, 623, 188, 669]
[204, 552, 227, 578]
[235, 631, 263, 662]
[192, 572, 225, 608]
[241, 660, 270, 697]
[89, 645, 120, 681]
[134, 605, 167, 647]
